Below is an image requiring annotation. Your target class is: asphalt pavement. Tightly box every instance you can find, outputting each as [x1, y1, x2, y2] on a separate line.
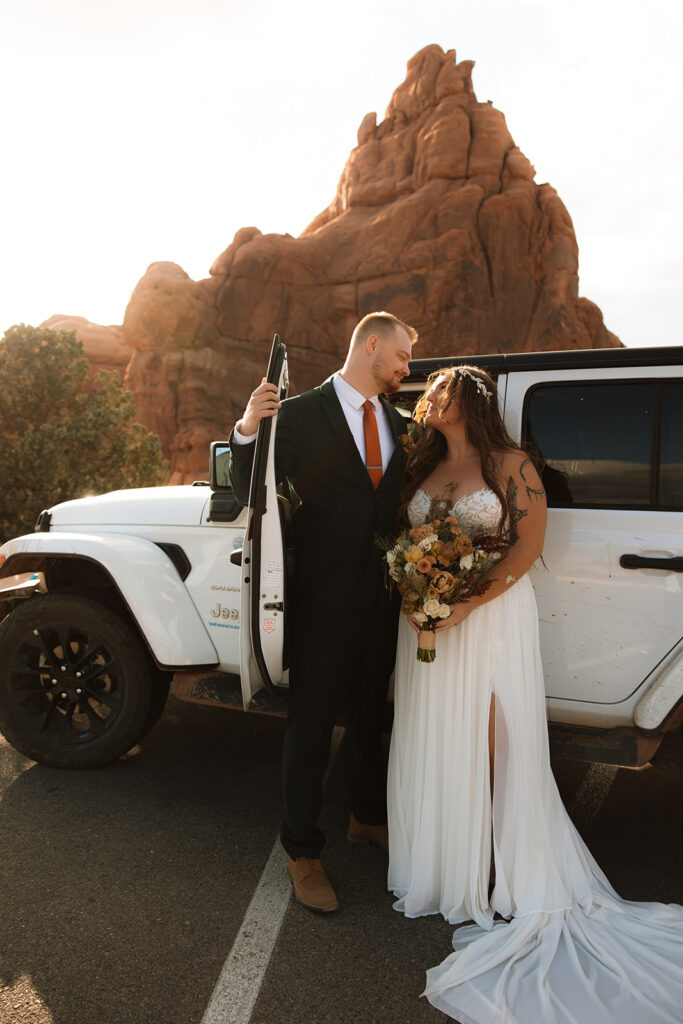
[1, 695, 681, 1024]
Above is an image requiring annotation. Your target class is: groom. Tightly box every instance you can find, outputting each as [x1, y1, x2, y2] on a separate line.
[229, 311, 417, 912]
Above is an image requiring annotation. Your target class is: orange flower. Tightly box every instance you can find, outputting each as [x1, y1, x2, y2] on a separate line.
[416, 556, 435, 574]
[455, 536, 474, 556]
[431, 570, 455, 593]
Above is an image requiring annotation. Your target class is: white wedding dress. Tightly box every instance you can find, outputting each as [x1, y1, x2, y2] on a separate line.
[387, 487, 683, 1024]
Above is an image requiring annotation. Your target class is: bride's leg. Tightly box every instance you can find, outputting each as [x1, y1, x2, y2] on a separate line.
[488, 694, 496, 796]
[489, 694, 496, 890]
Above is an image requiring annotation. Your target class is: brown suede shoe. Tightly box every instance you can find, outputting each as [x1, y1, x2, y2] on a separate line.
[347, 813, 389, 851]
[287, 857, 339, 913]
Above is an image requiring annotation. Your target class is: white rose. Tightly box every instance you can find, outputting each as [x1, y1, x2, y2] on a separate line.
[460, 553, 474, 572]
[437, 604, 451, 618]
[423, 598, 441, 617]
[413, 611, 428, 623]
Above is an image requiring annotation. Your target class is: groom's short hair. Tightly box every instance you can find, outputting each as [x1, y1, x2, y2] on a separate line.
[351, 311, 418, 350]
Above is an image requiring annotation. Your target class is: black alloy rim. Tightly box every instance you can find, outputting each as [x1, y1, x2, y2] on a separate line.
[8, 623, 124, 745]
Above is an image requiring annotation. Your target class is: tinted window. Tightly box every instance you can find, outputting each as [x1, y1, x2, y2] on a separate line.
[660, 381, 683, 508]
[525, 383, 655, 508]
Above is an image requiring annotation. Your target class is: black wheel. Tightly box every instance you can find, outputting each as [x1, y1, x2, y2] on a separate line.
[0, 594, 155, 768]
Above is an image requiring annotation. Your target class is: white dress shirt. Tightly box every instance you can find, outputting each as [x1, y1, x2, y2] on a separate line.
[233, 373, 396, 472]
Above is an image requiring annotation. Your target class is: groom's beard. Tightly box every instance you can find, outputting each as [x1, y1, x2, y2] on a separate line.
[372, 358, 402, 395]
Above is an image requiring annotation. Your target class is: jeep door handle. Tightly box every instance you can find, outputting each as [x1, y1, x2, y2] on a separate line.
[620, 554, 683, 572]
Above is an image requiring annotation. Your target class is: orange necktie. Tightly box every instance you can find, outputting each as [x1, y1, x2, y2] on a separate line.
[362, 399, 383, 489]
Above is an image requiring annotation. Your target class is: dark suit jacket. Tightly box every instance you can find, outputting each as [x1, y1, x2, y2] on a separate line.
[229, 380, 406, 612]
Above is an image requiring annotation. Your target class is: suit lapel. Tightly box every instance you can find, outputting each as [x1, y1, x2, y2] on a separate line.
[318, 380, 374, 488]
[380, 397, 408, 445]
[379, 397, 408, 486]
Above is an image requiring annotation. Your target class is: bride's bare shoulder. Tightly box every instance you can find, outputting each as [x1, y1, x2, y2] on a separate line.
[494, 449, 543, 492]
[498, 448, 527, 473]
[497, 450, 546, 514]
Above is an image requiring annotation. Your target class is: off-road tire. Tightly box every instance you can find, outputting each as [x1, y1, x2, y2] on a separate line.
[0, 593, 156, 768]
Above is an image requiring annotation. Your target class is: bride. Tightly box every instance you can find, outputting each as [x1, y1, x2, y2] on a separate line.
[387, 365, 683, 1024]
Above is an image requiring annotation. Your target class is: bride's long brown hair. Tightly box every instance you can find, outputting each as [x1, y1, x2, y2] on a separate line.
[397, 365, 540, 528]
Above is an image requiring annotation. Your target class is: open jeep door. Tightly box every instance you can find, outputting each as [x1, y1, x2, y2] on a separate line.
[239, 334, 289, 708]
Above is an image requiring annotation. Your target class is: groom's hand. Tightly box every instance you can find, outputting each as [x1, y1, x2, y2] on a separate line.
[237, 378, 281, 436]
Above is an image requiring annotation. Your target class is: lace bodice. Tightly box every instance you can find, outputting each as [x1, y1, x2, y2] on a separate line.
[407, 486, 502, 536]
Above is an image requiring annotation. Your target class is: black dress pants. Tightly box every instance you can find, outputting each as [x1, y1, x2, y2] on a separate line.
[280, 586, 399, 860]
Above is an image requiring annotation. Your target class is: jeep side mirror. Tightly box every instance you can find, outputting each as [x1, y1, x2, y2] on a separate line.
[210, 442, 232, 490]
[207, 441, 244, 523]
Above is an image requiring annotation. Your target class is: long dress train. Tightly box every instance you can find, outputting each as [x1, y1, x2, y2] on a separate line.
[387, 488, 683, 1024]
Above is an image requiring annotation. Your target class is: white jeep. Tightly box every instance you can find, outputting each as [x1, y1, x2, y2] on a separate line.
[0, 338, 681, 770]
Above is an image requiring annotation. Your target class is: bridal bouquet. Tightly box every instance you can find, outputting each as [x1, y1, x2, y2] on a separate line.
[379, 496, 510, 663]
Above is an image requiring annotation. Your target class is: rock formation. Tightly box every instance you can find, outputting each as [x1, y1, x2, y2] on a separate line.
[49, 45, 621, 483]
[40, 315, 132, 380]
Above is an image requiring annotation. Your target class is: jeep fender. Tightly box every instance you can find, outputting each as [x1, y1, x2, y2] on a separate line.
[634, 639, 683, 733]
[0, 532, 218, 668]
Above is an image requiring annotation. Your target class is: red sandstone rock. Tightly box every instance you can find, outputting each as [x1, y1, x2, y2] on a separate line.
[122, 262, 211, 353]
[58, 44, 622, 481]
[40, 315, 132, 380]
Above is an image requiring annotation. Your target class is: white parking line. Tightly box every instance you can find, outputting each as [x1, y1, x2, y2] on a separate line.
[201, 839, 291, 1024]
[201, 726, 345, 1024]
[568, 762, 619, 832]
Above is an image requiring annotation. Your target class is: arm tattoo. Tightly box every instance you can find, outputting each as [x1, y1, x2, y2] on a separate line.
[520, 458, 545, 503]
[506, 475, 527, 542]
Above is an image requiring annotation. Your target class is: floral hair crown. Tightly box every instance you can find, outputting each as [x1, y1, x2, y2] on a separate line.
[455, 367, 492, 399]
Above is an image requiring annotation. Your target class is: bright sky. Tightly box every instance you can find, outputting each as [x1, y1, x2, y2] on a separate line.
[1, 0, 681, 348]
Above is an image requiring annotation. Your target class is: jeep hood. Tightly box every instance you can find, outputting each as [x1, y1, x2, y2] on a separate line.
[47, 486, 211, 528]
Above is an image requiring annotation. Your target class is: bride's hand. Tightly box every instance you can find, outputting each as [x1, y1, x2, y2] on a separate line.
[433, 603, 471, 631]
[407, 616, 424, 634]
